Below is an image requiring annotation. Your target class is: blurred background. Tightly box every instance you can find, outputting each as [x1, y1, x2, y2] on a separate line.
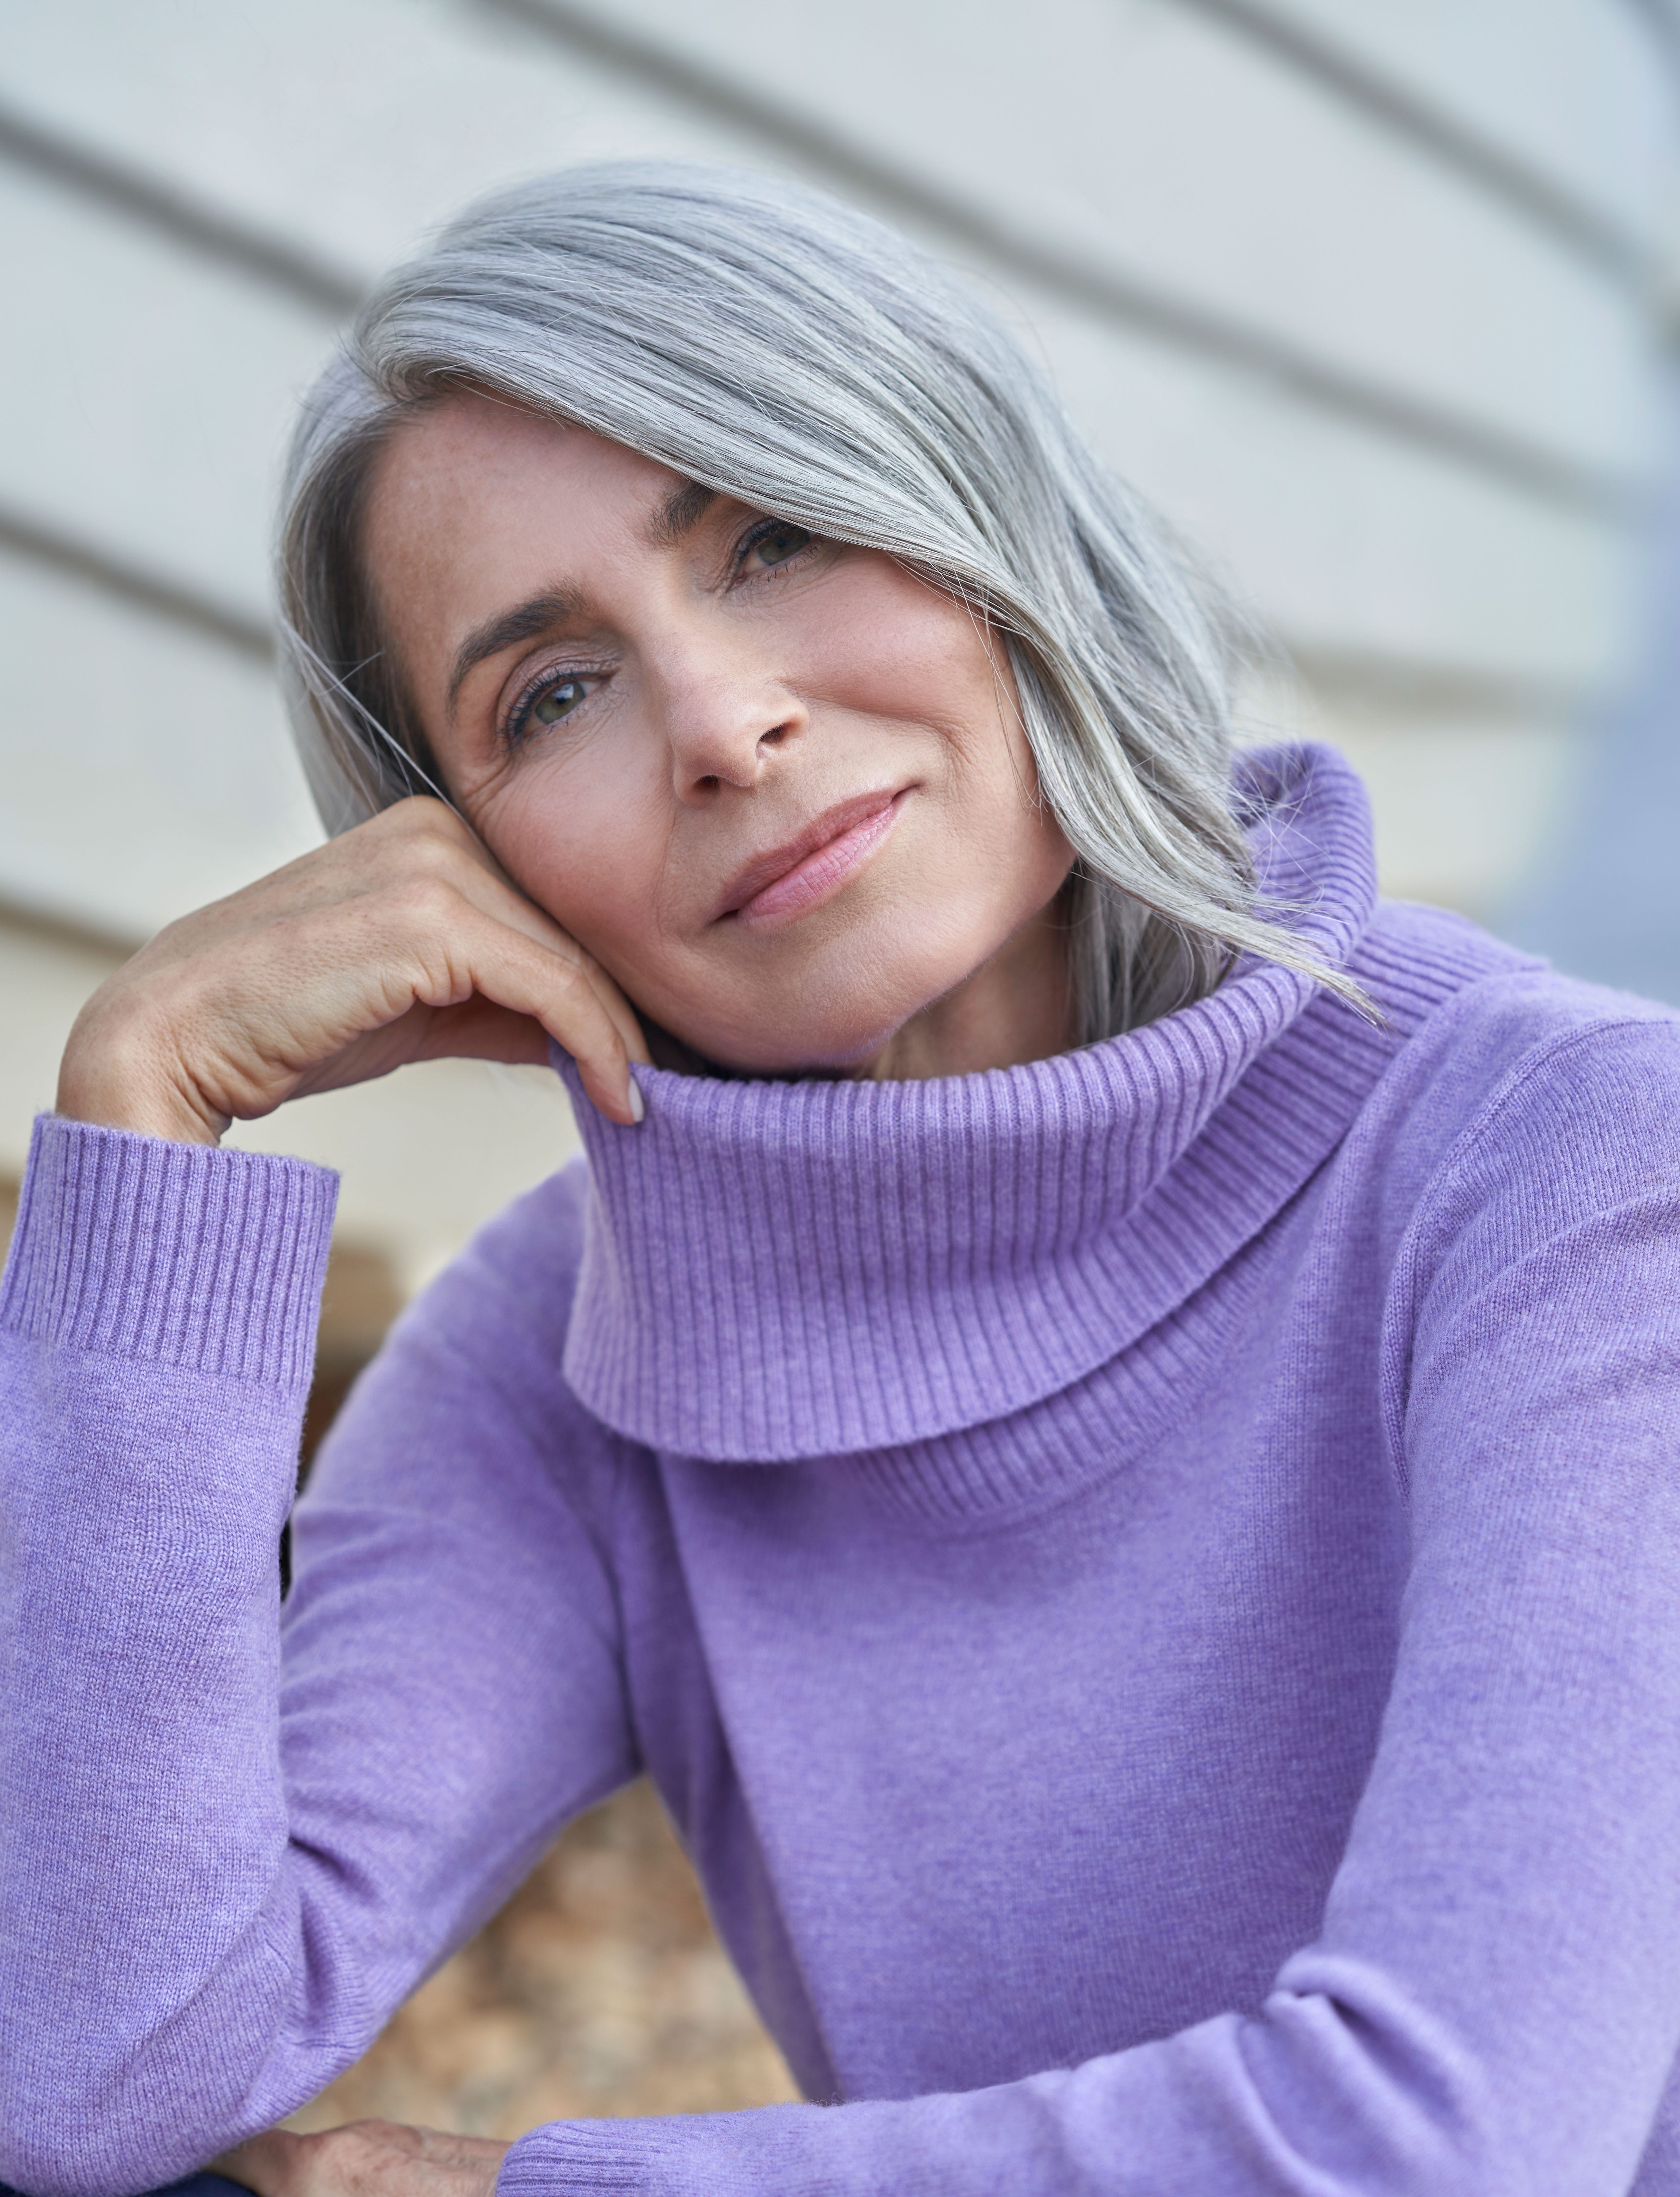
[3, 0, 1679, 2142]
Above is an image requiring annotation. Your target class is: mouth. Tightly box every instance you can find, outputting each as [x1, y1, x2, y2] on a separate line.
[714, 788, 909, 928]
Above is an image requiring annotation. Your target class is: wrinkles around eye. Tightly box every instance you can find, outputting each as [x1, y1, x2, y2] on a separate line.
[487, 521, 825, 752]
[733, 518, 818, 579]
[498, 664, 609, 752]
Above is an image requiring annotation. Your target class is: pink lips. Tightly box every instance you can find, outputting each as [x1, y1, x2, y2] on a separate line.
[716, 790, 907, 928]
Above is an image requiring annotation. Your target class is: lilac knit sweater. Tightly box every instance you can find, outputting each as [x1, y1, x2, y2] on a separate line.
[5, 746, 1680, 2197]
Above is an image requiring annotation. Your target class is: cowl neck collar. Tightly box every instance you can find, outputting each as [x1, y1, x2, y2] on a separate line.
[554, 744, 1497, 1461]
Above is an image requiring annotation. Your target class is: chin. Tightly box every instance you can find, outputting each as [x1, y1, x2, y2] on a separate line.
[648, 978, 932, 1082]
[624, 902, 1017, 1080]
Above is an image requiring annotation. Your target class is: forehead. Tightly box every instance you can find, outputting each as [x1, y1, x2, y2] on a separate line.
[367, 392, 681, 545]
[361, 394, 690, 672]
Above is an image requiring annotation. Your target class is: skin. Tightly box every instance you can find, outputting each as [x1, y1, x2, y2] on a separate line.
[211, 2121, 511, 2197]
[56, 393, 1078, 2193]
[60, 395, 1074, 1143]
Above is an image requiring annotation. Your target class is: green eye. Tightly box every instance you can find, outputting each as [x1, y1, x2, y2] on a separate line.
[752, 524, 812, 567]
[533, 678, 586, 724]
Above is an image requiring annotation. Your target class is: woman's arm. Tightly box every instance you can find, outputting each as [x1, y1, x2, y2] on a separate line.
[56, 794, 647, 1148]
[0, 795, 652, 2197]
[477, 1017, 1680, 2197]
[0, 1122, 637, 2197]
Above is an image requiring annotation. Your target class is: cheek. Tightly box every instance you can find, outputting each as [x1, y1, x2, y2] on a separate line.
[919, 779, 1072, 937]
[788, 566, 1002, 732]
[476, 763, 668, 965]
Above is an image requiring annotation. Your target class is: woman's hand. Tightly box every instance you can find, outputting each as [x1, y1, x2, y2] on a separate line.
[213, 2119, 509, 2197]
[57, 797, 649, 1139]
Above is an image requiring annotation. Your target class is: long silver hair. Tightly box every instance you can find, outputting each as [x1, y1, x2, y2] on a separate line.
[278, 159, 1337, 1042]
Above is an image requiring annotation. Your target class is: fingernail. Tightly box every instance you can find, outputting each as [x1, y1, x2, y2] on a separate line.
[626, 1077, 645, 1125]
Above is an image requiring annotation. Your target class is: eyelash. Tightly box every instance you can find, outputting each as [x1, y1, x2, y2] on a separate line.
[497, 515, 820, 751]
[500, 663, 603, 753]
[733, 514, 819, 578]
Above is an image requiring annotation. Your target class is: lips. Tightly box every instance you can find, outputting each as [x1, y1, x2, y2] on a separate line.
[713, 789, 908, 927]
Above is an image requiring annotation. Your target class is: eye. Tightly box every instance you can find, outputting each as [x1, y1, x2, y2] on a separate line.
[532, 676, 588, 725]
[502, 670, 596, 751]
[740, 521, 814, 573]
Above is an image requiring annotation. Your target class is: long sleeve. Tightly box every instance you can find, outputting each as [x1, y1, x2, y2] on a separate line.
[0, 1119, 636, 2197]
[497, 1016, 1680, 2197]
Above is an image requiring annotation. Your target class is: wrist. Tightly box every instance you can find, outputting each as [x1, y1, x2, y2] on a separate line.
[57, 990, 229, 1147]
[55, 1067, 226, 1146]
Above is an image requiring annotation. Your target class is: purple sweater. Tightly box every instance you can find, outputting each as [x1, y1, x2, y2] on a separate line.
[5, 745, 1680, 2197]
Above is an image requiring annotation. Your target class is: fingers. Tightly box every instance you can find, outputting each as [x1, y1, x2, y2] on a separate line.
[211, 2120, 507, 2197]
[378, 805, 653, 1076]
[408, 2127, 513, 2166]
[58, 791, 655, 1141]
[321, 799, 651, 1119]
[210, 2127, 294, 2195]
[336, 874, 645, 1125]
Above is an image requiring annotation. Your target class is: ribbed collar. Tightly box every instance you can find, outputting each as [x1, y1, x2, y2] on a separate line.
[556, 744, 1515, 1461]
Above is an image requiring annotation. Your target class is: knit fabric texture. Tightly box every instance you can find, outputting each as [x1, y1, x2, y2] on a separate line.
[4, 745, 1680, 2196]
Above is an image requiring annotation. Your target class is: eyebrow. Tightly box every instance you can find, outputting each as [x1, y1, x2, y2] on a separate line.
[445, 586, 584, 719]
[642, 477, 717, 551]
[442, 482, 719, 719]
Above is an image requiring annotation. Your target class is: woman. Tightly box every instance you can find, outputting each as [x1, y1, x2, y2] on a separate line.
[3, 162, 1679, 2197]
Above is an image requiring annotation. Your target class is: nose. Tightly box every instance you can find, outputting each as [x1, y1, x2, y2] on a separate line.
[651, 625, 806, 804]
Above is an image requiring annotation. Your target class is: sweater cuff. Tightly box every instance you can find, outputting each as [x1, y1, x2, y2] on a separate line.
[498, 2124, 647, 2195]
[0, 1113, 337, 1390]
[497, 2107, 822, 2197]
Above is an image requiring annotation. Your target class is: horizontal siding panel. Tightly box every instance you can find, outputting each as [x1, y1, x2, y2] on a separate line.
[1023, 293, 1631, 687]
[1294, 711, 1581, 915]
[0, 0, 1662, 994]
[555, 0, 1659, 473]
[0, 166, 333, 615]
[1, 0, 1663, 478]
[0, 554, 317, 937]
[1251, 0, 1673, 239]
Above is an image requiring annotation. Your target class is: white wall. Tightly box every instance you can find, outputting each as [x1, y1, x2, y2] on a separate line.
[2, 0, 1673, 1281]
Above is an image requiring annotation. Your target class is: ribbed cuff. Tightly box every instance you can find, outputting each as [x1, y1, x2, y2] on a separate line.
[0, 1114, 338, 1390]
[498, 2123, 649, 2193]
[497, 2107, 822, 2197]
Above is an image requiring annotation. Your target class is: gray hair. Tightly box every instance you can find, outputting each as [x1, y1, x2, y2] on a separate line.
[278, 159, 1340, 1042]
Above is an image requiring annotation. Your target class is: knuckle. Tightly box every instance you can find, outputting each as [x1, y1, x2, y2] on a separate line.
[389, 873, 462, 931]
[387, 792, 455, 834]
[373, 797, 469, 870]
[544, 953, 595, 1003]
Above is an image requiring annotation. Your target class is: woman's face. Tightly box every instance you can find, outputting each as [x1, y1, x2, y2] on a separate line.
[363, 392, 1075, 1076]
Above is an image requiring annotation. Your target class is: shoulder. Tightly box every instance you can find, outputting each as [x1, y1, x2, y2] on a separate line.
[1315, 904, 1680, 1297]
[1353, 910, 1680, 1312]
[1359, 904, 1680, 1185]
